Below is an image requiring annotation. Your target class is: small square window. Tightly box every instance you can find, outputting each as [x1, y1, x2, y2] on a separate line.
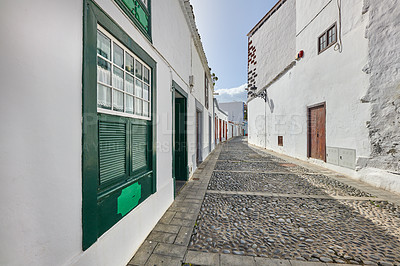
[318, 23, 337, 54]
[278, 136, 283, 146]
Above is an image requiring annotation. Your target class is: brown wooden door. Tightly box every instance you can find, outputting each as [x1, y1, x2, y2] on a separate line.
[308, 104, 326, 161]
[219, 119, 221, 141]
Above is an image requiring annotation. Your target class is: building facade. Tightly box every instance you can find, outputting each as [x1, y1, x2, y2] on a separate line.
[227, 121, 244, 139]
[219, 101, 246, 124]
[214, 99, 229, 144]
[219, 101, 247, 137]
[247, 0, 400, 193]
[0, 0, 216, 265]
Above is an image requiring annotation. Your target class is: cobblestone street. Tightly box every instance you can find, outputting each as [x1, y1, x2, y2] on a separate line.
[129, 137, 400, 266]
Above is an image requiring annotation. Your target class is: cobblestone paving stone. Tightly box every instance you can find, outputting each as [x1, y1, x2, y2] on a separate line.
[214, 161, 291, 172]
[208, 172, 372, 197]
[188, 137, 400, 265]
[189, 194, 400, 265]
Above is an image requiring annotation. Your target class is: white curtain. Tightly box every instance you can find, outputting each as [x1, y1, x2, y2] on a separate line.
[126, 75, 134, 94]
[135, 98, 142, 116]
[113, 68, 124, 91]
[135, 80, 143, 98]
[97, 84, 111, 108]
[113, 90, 124, 112]
[126, 95, 134, 114]
[97, 65, 110, 85]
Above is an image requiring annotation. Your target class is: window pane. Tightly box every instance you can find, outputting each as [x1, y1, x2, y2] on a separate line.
[113, 90, 124, 112]
[319, 34, 327, 51]
[143, 67, 150, 84]
[143, 101, 149, 117]
[97, 31, 111, 59]
[126, 95, 134, 114]
[113, 66, 124, 91]
[143, 84, 149, 101]
[328, 27, 336, 44]
[135, 79, 143, 98]
[97, 84, 112, 109]
[97, 57, 111, 85]
[135, 60, 143, 79]
[125, 53, 134, 75]
[135, 98, 143, 116]
[113, 43, 124, 68]
[126, 74, 134, 94]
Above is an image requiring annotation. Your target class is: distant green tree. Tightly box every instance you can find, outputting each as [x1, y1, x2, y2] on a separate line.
[210, 68, 218, 86]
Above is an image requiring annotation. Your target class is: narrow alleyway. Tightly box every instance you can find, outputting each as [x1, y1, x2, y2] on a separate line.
[128, 137, 400, 266]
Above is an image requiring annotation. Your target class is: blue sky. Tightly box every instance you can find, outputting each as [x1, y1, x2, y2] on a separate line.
[190, 0, 277, 103]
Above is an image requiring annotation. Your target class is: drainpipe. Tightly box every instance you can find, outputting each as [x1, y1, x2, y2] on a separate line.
[265, 97, 267, 149]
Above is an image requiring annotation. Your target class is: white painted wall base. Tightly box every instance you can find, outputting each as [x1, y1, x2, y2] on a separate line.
[252, 144, 400, 195]
[356, 168, 400, 195]
[69, 179, 174, 266]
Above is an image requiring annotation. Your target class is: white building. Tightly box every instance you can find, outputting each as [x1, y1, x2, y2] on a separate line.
[219, 101, 246, 124]
[247, 0, 400, 193]
[214, 99, 229, 144]
[219, 101, 247, 137]
[0, 0, 216, 265]
[227, 121, 243, 139]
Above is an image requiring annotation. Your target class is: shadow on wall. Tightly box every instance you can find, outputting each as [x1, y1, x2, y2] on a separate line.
[265, 90, 275, 113]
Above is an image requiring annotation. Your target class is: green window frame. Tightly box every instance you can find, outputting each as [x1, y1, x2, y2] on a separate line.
[82, 0, 157, 250]
[114, 0, 152, 42]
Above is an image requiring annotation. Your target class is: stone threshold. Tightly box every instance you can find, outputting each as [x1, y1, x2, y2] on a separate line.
[183, 250, 342, 266]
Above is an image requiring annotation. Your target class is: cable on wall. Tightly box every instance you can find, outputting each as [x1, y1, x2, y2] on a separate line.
[334, 0, 343, 52]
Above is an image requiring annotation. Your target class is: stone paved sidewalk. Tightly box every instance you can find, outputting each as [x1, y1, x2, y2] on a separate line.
[127, 142, 220, 266]
[128, 137, 400, 266]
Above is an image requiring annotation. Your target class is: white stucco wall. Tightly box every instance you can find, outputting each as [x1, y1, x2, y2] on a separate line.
[219, 102, 245, 124]
[0, 0, 216, 265]
[357, 0, 400, 193]
[248, 0, 296, 93]
[188, 40, 214, 168]
[214, 100, 229, 143]
[363, 0, 400, 173]
[227, 122, 243, 139]
[247, 0, 400, 192]
[0, 1, 83, 265]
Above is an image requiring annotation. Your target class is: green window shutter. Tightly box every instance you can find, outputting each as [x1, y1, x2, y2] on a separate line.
[115, 0, 151, 40]
[131, 123, 149, 172]
[122, 0, 136, 11]
[135, 4, 149, 31]
[99, 121, 127, 185]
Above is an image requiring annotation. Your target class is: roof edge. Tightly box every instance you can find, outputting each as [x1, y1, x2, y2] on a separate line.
[247, 0, 286, 37]
[179, 0, 213, 85]
[214, 98, 229, 117]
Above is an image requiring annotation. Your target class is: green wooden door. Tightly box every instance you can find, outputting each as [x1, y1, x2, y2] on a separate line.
[175, 98, 188, 181]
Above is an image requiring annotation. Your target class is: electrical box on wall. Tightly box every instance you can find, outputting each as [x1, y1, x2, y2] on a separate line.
[326, 147, 356, 169]
[326, 147, 339, 165]
[339, 148, 356, 169]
